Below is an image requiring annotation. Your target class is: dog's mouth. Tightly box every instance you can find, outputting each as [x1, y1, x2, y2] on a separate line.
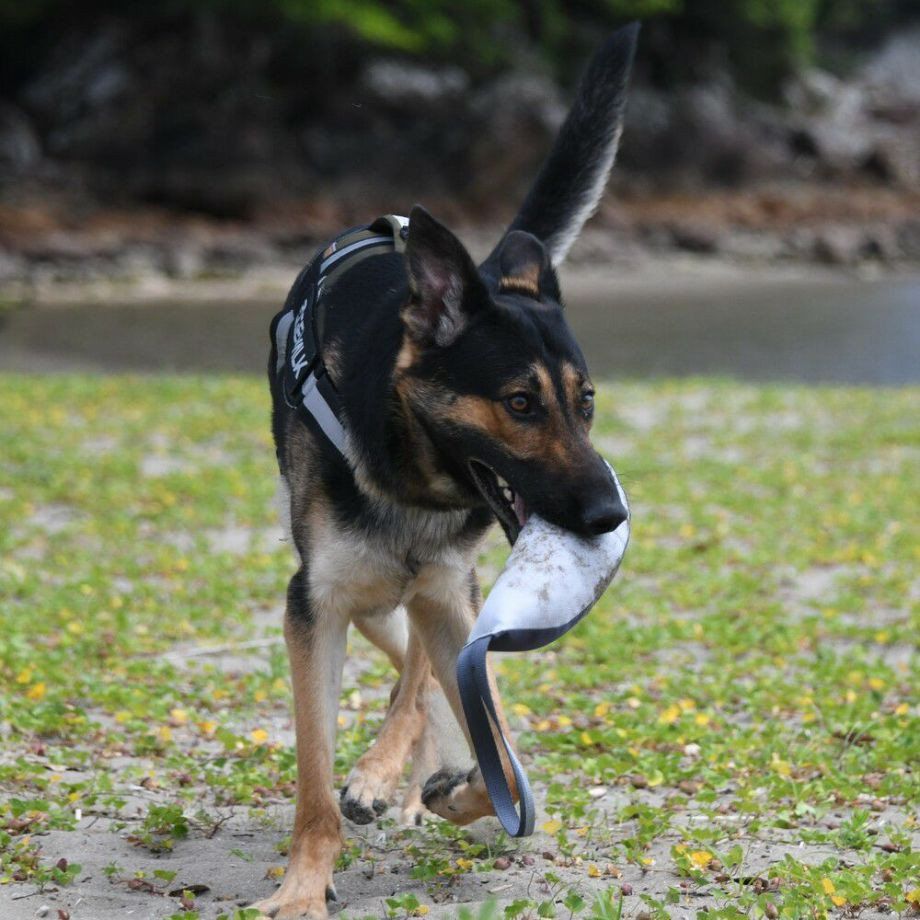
[468, 459, 529, 544]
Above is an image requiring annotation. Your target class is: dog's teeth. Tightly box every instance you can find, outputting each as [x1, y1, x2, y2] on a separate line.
[502, 487, 514, 503]
[496, 475, 509, 489]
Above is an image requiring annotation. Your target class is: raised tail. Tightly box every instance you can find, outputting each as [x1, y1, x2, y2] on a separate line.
[486, 22, 639, 269]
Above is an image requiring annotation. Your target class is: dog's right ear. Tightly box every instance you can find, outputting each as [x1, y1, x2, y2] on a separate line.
[403, 205, 485, 347]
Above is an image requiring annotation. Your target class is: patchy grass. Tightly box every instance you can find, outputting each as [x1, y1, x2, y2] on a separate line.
[0, 375, 917, 920]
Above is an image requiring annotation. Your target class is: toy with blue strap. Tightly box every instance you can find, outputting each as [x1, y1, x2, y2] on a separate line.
[456, 463, 630, 837]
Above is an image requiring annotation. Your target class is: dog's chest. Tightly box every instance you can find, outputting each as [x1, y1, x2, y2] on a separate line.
[304, 500, 481, 618]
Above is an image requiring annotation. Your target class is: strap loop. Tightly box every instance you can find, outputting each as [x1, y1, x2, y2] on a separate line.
[457, 636, 535, 836]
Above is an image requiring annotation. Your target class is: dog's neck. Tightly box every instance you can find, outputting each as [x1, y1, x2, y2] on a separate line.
[320, 252, 482, 516]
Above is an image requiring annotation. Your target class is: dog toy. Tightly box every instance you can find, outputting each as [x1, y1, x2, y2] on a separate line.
[457, 463, 630, 836]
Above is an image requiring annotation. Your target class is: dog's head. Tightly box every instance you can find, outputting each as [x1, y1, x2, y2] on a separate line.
[395, 205, 626, 543]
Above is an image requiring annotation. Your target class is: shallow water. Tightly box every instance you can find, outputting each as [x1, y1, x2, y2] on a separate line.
[1, 272, 917, 384]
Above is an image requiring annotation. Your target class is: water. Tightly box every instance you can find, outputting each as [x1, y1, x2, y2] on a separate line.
[1, 272, 918, 384]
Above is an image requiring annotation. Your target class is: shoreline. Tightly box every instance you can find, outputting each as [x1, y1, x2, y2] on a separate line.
[2, 252, 917, 311]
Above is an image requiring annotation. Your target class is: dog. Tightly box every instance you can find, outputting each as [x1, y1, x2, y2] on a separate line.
[255, 24, 638, 919]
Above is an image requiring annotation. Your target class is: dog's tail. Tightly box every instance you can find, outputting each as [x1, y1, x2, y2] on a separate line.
[484, 22, 639, 269]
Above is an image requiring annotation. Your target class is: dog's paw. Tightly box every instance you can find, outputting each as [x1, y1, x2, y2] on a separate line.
[421, 766, 490, 826]
[251, 891, 332, 919]
[339, 783, 388, 825]
[340, 763, 394, 825]
[421, 767, 468, 809]
[251, 868, 337, 919]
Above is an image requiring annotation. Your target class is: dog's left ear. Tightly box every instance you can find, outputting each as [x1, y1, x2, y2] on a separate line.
[404, 205, 486, 347]
[495, 230, 559, 301]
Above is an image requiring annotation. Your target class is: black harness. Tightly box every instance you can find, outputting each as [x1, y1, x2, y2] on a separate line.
[270, 214, 409, 456]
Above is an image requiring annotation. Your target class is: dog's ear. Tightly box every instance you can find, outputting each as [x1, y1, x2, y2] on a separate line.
[404, 205, 485, 347]
[495, 230, 559, 301]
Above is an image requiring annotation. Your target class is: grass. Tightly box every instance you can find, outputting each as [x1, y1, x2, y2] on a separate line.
[0, 374, 917, 919]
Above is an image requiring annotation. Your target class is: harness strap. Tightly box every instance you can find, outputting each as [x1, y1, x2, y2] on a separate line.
[273, 215, 408, 459]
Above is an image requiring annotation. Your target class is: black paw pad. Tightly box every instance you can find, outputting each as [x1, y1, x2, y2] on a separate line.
[326, 883, 338, 902]
[339, 791, 378, 825]
[421, 768, 467, 808]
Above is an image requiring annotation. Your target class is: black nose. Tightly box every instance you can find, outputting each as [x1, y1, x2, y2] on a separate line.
[581, 497, 628, 535]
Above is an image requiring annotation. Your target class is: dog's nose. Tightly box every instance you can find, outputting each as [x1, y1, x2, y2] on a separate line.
[581, 497, 628, 535]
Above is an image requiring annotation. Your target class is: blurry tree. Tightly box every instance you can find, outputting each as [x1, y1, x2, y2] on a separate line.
[0, 0, 916, 97]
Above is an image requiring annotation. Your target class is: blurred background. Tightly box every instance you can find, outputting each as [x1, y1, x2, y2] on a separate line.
[0, 0, 918, 381]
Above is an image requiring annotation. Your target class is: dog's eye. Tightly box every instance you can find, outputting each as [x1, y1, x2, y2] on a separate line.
[580, 390, 595, 416]
[506, 393, 533, 415]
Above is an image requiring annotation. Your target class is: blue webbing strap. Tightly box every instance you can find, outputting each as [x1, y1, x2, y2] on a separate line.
[456, 636, 536, 837]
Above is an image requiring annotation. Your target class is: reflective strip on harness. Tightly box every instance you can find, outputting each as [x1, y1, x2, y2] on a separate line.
[320, 235, 392, 274]
[301, 373, 348, 455]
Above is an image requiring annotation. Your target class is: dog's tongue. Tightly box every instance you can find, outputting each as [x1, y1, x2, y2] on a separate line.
[513, 493, 529, 527]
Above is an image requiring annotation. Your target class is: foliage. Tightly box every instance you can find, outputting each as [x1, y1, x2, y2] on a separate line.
[0, 0, 916, 94]
[0, 374, 917, 914]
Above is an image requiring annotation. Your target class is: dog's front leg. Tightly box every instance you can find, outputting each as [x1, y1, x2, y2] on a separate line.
[340, 623, 430, 824]
[406, 566, 519, 826]
[252, 568, 348, 920]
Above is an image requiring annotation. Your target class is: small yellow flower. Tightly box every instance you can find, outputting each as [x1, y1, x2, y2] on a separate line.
[157, 725, 173, 744]
[542, 819, 562, 835]
[831, 895, 846, 907]
[694, 712, 711, 727]
[170, 708, 188, 725]
[16, 668, 33, 684]
[594, 701, 610, 718]
[689, 850, 712, 869]
[771, 754, 791, 777]
[26, 682, 46, 701]
[821, 877, 835, 895]
[250, 728, 269, 745]
[587, 864, 601, 878]
[658, 704, 680, 725]
[511, 703, 531, 717]
[455, 857, 474, 871]
[265, 866, 285, 879]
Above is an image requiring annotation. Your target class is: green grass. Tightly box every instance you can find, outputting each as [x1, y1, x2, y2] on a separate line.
[0, 375, 918, 918]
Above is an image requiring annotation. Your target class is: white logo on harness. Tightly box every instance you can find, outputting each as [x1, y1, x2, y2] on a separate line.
[289, 299, 310, 378]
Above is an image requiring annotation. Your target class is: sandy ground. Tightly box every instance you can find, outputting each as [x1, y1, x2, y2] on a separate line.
[2, 525, 914, 920]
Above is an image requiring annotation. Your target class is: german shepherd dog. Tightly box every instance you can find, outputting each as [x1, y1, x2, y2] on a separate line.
[256, 24, 637, 919]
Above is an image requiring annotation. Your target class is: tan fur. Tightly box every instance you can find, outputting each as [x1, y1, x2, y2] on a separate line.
[252, 611, 347, 919]
[498, 274, 540, 297]
[342, 629, 430, 814]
